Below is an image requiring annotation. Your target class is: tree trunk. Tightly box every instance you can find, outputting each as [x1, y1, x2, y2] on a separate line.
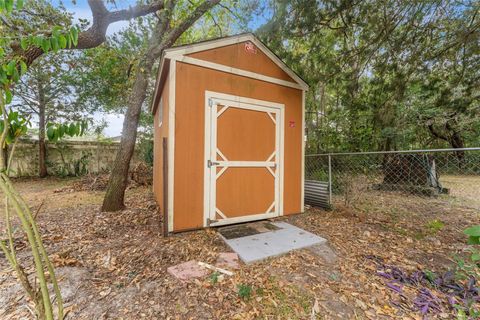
[427, 120, 465, 162]
[101, 0, 220, 212]
[101, 57, 155, 211]
[449, 132, 465, 161]
[1, 146, 8, 170]
[38, 79, 47, 178]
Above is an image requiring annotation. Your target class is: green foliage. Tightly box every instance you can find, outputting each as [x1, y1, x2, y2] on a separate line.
[137, 137, 154, 167]
[259, 0, 479, 153]
[12, 51, 96, 155]
[0, 111, 30, 146]
[46, 121, 88, 142]
[0, 2, 80, 101]
[47, 149, 91, 177]
[237, 283, 253, 300]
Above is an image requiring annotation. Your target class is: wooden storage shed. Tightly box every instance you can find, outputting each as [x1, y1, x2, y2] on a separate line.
[151, 33, 309, 233]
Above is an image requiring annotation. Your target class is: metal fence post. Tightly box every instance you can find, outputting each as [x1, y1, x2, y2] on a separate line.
[328, 154, 332, 206]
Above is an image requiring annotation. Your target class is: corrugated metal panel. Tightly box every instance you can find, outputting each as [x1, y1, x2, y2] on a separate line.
[305, 180, 330, 209]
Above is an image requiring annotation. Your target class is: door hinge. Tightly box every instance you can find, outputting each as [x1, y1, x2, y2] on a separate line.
[207, 160, 220, 167]
[208, 98, 213, 107]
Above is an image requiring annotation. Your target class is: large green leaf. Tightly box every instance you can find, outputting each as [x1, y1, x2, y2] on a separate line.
[46, 126, 55, 141]
[6, 60, 15, 76]
[467, 236, 480, 245]
[20, 37, 28, 50]
[4, 0, 13, 13]
[58, 124, 65, 137]
[68, 122, 76, 136]
[5, 90, 12, 104]
[70, 27, 79, 46]
[41, 38, 51, 53]
[464, 226, 480, 237]
[19, 60, 27, 75]
[51, 37, 59, 52]
[58, 35, 67, 49]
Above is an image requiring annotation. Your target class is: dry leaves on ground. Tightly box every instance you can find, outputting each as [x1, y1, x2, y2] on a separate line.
[0, 176, 478, 319]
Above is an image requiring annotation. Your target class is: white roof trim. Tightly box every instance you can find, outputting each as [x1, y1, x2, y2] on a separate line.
[173, 55, 304, 90]
[164, 33, 309, 90]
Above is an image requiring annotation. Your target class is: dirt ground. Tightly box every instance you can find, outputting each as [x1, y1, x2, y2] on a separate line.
[0, 175, 479, 319]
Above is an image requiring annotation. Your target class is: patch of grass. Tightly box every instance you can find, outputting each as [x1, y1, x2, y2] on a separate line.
[413, 231, 426, 240]
[426, 219, 445, 234]
[209, 271, 220, 284]
[237, 284, 253, 300]
[271, 278, 313, 319]
[424, 269, 436, 283]
[261, 277, 314, 318]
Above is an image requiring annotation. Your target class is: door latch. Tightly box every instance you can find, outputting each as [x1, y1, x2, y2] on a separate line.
[208, 160, 220, 167]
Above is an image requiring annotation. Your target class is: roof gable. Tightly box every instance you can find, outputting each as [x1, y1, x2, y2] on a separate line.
[164, 33, 308, 90]
[151, 33, 308, 113]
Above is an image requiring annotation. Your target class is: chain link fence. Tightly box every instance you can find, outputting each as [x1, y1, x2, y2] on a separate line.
[305, 148, 480, 211]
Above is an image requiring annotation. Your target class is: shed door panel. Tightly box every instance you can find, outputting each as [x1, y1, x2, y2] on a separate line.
[216, 167, 275, 217]
[217, 108, 275, 161]
[207, 97, 281, 226]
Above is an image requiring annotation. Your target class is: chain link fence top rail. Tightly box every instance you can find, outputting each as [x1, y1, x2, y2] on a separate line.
[305, 148, 480, 210]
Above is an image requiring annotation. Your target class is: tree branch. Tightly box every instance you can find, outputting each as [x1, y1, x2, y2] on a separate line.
[167, 0, 221, 42]
[15, 0, 165, 66]
[151, 0, 221, 57]
[108, 1, 165, 23]
[427, 123, 449, 142]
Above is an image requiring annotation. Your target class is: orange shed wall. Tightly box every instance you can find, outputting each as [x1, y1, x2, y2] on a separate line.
[188, 43, 294, 82]
[173, 60, 303, 231]
[152, 77, 169, 211]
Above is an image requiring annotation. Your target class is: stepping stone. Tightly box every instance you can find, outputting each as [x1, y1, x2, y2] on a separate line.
[216, 252, 240, 270]
[167, 260, 209, 281]
[307, 243, 338, 265]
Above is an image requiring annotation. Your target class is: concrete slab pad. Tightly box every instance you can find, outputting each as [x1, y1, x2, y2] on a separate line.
[219, 221, 327, 264]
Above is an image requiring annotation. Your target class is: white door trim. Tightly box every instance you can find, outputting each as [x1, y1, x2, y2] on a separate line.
[203, 91, 285, 227]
